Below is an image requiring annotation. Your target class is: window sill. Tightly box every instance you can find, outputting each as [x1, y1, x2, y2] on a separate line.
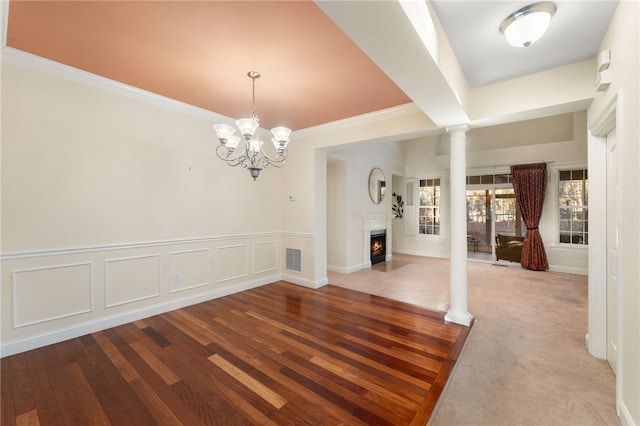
[417, 234, 446, 240]
[548, 243, 588, 252]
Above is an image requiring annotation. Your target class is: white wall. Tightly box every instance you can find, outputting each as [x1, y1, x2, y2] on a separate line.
[0, 58, 287, 355]
[283, 104, 438, 284]
[394, 112, 589, 274]
[0, 61, 437, 355]
[323, 112, 590, 275]
[326, 160, 347, 270]
[587, 1, 640, 424]
[468, 59, 595, 125]
[326, 143, 395, 273]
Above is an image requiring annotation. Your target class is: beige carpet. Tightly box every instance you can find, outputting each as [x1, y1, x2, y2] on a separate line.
[328, 253, 619, 425]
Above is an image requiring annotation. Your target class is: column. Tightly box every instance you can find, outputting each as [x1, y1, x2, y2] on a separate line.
[445, 125, 473, 326]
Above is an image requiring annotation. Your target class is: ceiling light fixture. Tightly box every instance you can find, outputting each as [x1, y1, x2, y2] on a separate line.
[213, 71, 291, 180]
[499, 2, 556, 48]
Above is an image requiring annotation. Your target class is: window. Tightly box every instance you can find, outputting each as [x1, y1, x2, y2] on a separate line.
[559, 169, 588, 245]
[419, 178, 440, 235]
[466, 173, 512, 185]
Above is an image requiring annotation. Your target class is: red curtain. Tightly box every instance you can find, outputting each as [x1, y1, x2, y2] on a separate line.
[510, 163, 549, 271]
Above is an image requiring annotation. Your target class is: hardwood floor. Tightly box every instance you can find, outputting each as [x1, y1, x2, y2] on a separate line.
[1, 281, 473, 425]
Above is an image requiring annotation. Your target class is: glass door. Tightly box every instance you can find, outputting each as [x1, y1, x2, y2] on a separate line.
[494, 188, 524, 238]
[466, 187, 523, 259]
[466, 189, 491, 254]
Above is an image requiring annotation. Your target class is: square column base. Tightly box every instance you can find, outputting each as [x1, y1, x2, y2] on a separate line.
[445, 310, 473, 326]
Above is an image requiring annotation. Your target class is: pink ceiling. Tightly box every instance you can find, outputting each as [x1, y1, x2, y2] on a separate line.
[6, 0, 412, 131]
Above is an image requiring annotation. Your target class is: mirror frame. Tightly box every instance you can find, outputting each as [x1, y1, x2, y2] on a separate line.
[368, 167, 386, 204]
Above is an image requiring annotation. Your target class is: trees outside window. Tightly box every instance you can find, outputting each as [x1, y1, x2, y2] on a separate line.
[559, 169, 588, 245]
[419, 178, 440, 235]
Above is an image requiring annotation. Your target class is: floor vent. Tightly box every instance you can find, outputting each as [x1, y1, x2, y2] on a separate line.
[285, 248, 302, 272]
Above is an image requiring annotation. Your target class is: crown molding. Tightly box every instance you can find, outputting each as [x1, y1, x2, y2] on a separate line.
[1, 47, 229, 122]
[293, 102, 423, 138]
[2, 46, 424, 136]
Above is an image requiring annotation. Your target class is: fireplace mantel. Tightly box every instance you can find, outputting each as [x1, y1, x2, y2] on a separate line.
[363, 215, 392, 268]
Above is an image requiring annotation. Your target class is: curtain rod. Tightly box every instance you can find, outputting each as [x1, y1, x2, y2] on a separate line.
[471, 161, 553, 170]
[443, 161, 554, 173]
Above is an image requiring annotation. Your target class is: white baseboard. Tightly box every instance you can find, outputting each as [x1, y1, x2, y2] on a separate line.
[327, 263, 364, 274]
[282, 274, 328, 289]
[1, 275, 278, 358]
[327, 264, 348, 274]
[618, 399, 635, 426]
[393, 248, 449, 259]
[392, 250, 588, 276]
[548, 264, 588, 275]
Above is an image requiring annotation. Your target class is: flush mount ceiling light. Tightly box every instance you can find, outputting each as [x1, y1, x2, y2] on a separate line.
[213, 71, 291, 180]
[500, 2, 557, 47]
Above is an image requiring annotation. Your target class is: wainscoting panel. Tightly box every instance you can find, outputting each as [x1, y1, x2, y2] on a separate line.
[169, 248, 210, 293]
[1, 232, 301, 356]
[105, 254, 161, 307]
[216, 244, 249, 283]
[252, 241, 278, 274]
[12, 262, 93, 327]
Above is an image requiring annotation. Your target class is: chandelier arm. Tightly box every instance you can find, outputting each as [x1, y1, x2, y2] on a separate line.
[216, 145, 251, 168]
[255, 150, 288, 169]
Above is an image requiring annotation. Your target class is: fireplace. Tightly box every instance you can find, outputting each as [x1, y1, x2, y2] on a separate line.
[363, 215, 391, 268]
[370, 229, 387, 265]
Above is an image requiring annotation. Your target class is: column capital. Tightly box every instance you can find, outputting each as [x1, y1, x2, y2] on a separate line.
[445, 124, 470, 135]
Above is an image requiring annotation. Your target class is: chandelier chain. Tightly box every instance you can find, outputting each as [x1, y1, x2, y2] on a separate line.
[250, 71, 259, 122]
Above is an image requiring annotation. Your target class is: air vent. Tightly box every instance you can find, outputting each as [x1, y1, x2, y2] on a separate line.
[285, 248, 302, 272]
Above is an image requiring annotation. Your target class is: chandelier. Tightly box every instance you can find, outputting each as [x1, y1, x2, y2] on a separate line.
[213, 71, 292, 180]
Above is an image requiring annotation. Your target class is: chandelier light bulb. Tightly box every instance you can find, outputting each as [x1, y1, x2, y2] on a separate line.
[213, 123, 236, 142]
[236, 118, 259, 137]
[249, 138, 263, 153]
[271, 126, 292, 142]
[226, 135, 241, 150]
[271, 138, 288, 152]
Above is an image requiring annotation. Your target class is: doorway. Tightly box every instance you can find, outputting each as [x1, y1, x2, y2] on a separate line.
[466, 185, 523, 260]
[588, 96, 621, 413]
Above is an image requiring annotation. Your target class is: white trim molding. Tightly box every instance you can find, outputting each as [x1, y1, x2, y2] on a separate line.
[1, 231, 283, 261]
[1, 276, 276, 358]
[252, 240, 279, 274]
[1, 47, 224, 121]
[12, 262, 94, 328]
[169, 248, 211, 294]
[0, 231, 296, 358]
[104, 254, 161, 308]
[215, 244, 249, 283]
[294, 103, 421, 139]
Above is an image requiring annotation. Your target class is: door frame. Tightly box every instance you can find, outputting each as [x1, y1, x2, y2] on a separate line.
[588, 92, 622, 414]
[606, 127, 618, 374]
[466, 185, 520, 259]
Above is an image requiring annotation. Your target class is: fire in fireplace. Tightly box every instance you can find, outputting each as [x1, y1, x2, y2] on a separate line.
[370, 229, 386, 265]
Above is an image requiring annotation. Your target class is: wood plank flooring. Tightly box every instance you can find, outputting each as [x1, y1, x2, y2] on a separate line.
[1, 281, 473, 425]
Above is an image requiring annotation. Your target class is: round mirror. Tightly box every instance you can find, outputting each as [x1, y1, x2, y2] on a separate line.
[368, 167, 386, 204]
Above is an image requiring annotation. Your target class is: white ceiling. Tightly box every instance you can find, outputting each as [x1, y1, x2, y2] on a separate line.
[431, 0, 619, 88]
